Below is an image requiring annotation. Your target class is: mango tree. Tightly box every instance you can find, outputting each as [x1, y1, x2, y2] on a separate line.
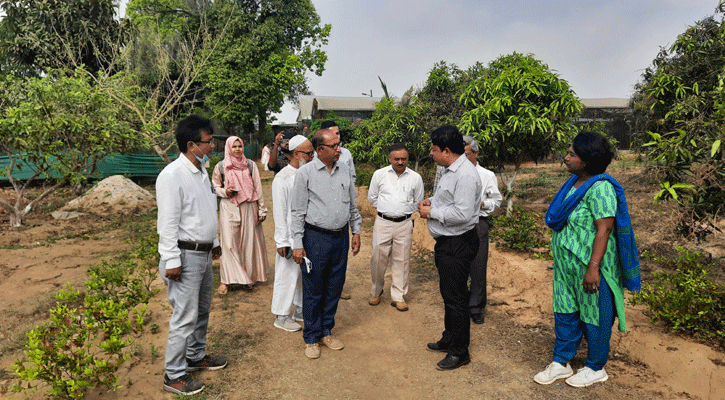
[630, 3, 725, 237]
[459, 52, 583, 214]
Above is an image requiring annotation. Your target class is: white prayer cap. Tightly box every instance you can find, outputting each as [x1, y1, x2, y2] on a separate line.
[288, 135, 309, 151]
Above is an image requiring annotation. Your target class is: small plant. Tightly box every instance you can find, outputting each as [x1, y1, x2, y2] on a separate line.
[12, 280, 147, 398]
[631, 247, 725, 339]
[11, 223, 159, 398]
[490, 205, 549, 253]
[355, 167, 374, 187]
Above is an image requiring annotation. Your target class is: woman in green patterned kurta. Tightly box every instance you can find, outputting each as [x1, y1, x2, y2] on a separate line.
[534, 132, 625, 388]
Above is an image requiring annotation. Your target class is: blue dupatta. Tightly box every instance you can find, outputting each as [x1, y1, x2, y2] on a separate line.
[545, 174, 641, 291]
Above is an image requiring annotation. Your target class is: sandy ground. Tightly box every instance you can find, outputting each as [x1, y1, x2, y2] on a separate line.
[1, 163, 724, 399]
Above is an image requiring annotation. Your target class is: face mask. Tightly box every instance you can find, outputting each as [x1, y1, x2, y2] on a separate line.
[193, 143, 210, 166]
[298, 158, 307, 167]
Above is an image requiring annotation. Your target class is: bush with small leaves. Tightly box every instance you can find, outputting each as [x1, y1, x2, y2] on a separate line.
[631, 248, 725, 340]
[490, 205, 549, 253]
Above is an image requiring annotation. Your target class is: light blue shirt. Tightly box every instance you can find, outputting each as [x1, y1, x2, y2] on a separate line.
[291, 157, 362, 249]
[427, 154, 482, 238]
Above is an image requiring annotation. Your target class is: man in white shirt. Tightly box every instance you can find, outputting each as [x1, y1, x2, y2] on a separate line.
[271, 135, 314, 332]
[367, 143, 424, 311]
[156, 116, 227, 396]
[463, 136, 502, 325]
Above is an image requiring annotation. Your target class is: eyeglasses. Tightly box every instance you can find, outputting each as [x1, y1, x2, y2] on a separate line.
[319, 141, 342, 150]
[295, 150, 315, 157]
[196, 139, 213, 144]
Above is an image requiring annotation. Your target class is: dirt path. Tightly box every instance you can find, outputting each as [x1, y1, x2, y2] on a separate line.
[1, 165, 724, 399]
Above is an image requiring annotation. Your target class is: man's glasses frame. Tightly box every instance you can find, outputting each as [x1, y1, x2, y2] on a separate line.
[295, 150, 315, 157]
[319, 141, 342, 150]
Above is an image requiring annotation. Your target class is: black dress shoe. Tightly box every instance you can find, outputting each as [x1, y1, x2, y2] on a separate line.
[436, 354, 471, 371]
[426, 342, 449, 353]
[471, 313, 485, 324]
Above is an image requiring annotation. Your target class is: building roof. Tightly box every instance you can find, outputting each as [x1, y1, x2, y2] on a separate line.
[297, 95, 383, 121]
[580, 98, 630, 109]
[294, 96, 630, 122]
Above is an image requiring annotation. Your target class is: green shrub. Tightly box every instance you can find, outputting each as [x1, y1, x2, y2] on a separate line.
[631, 248, 725, 339]
[355, 167, 374, 187]
[490, 205, 549, 253]
[12, 235, 159, 398]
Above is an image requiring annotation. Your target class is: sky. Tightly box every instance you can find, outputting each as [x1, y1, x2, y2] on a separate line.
[119, 1, 721, 124]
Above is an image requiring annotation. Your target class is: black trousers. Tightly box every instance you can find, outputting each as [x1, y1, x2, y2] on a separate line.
[468, 217, 490, 315]
[434, 228, 479, 357]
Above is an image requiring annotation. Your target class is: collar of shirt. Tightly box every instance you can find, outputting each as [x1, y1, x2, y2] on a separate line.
[445, 153, 467, 174]
[312, 155, 339, 172]
[180, 153, 205, 175]
[386, 165, 411, 177]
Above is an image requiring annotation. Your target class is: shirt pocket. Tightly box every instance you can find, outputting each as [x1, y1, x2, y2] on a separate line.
[340, 180, 350, 203]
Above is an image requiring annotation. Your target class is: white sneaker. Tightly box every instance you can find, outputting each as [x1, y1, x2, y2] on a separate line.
[293, 307, 303, 322]
[274, 316, 301, 332]
[565, 366, 608, 387]
[534, 362, 574, 384]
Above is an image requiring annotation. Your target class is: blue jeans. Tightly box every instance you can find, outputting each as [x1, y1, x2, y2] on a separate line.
[553, 274, 616, 371]
[159, 249, 213, 379]
[300, 227, 349, 344]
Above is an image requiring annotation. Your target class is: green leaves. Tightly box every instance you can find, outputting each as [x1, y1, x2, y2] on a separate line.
[631, 248, 725, 339]
[459, 52, 583, 169]
[11, 225, 159, 398]
[631, 9, 725, 230]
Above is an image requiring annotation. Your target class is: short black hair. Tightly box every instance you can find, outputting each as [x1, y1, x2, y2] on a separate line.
[175, 115, 213, 153]
[389, 143, 408, 154]
[572, 131, 615, 175]
[431, 125, 464, 155]
[320, 120, 338, 129]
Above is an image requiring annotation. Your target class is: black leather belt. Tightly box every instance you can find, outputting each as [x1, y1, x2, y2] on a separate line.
[377, 212, 412, 223]
[178, 240, 214, 252]
[305, 222, 348, 237]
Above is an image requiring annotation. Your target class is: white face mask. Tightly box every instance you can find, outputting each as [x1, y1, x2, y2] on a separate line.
[298, 158, 307, 167]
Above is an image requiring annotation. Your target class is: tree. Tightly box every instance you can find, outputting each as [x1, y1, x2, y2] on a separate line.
[347, 61, 483, 170]
[198, 0, 330, 140]
[80, 2, 227, 164]
[0, 72, 143, 227]
[459, 52, 583, 213]
[0, 0, 123, 74]
[630, 3, 725, 237]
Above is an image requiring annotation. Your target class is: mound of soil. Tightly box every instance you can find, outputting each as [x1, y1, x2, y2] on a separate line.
[62, 175, 155, 215]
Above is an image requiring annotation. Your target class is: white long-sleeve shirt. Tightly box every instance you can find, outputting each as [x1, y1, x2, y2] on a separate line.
[272, 164, 298, 249]
[368, 165, 424, 217]
[475, 164, 502, 217]
[156, 155, 219, 270]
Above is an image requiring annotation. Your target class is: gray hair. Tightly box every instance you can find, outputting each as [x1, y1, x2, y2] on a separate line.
[462, 135, 479, 152]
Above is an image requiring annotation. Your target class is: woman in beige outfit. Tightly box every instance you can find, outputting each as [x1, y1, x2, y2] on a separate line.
[212, 136, 269, 294]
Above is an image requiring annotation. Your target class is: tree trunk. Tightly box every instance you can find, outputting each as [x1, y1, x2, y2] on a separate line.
[153, 143, 172, 164]
[500, 168, 519, 216]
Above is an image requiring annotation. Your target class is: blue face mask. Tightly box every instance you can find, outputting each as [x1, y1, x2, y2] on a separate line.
[193, 143, 210, 166]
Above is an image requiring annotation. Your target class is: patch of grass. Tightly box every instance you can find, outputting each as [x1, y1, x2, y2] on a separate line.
[45, 231, 95, 244]
[208, 327, 264, 359]
[0, 244, 23, 250]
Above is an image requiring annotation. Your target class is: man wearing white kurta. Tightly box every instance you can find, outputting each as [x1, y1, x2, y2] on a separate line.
[367, 144, 424, 311]
[271, 136, 315, 332]
[463, 136, 502, 324]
